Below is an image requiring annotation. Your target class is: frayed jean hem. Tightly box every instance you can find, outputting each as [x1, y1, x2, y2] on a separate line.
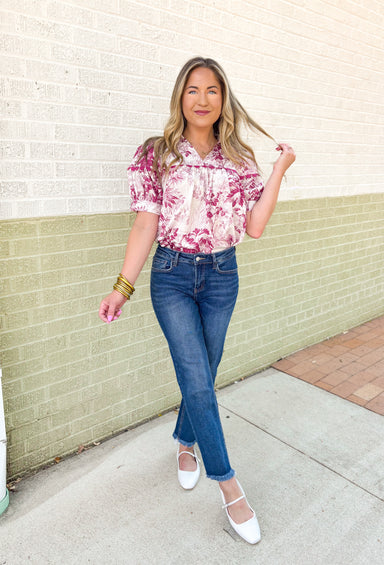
[173, 432, 195, 448]
[206, 468, 236, 482]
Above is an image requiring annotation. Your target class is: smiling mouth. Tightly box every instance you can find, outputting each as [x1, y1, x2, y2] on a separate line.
[194, 111, 210, 115]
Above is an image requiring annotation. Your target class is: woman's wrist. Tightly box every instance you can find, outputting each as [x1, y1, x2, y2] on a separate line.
[112, 273, 136, 300]
[271, 162, 286, 178]
[111, 289, 128, 304]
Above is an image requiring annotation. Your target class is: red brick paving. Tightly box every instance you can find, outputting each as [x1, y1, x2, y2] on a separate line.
[272, 315, 384, 416]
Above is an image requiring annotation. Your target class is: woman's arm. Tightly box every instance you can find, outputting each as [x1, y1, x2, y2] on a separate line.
[98, 211, 159, 323]
[246, 143, 295, 239]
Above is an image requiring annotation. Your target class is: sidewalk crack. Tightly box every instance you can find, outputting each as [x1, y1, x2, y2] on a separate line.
[219, 403, 384, 503]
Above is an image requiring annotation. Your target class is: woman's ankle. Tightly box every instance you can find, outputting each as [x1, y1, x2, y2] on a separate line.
[178, 443, 195, 452]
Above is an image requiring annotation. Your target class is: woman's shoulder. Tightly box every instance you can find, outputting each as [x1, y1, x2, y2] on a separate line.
[129, 138, 159, 170]
[212, 144, 259, 177]
[236, 156, 259, 177]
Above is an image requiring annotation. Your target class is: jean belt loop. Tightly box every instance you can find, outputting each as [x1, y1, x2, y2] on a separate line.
[212, 251, 218, 268]
[173, 251, 180, 267]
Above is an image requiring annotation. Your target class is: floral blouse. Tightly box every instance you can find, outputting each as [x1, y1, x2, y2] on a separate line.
[127, 137, 264, 254]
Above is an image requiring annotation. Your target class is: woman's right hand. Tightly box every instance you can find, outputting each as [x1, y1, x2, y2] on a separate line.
[98, 290, 127, 323]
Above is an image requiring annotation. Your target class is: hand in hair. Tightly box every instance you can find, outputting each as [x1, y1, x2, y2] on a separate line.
[273, 143, 296, 174]
[246, 143, 295, 239]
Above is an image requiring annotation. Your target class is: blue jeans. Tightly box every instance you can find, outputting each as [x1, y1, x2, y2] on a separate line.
[150, 245, 239, 481]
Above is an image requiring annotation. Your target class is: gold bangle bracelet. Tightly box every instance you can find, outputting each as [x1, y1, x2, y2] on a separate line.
[117, 281, 134, 294]
[115, 281, 132, 296]
[118, 274, 135, 292]
[113, 284, 131, 299]
[114, 282, 130, 295]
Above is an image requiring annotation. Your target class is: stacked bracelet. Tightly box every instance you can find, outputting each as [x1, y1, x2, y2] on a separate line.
[113, 273, 135, 300]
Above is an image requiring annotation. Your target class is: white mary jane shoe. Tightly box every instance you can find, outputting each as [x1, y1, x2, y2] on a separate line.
[177, 448, 200, 490]
[220, 479, 261, 544]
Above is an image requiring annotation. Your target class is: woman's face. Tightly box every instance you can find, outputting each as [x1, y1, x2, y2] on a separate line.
[181, 67, 222, 131]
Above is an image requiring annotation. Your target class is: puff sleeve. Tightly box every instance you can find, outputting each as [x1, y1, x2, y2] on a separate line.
[239, 160, 264, 211]
[127, 145, 163, 215]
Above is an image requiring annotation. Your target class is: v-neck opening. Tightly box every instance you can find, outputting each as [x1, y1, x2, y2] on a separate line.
[181, 135, 220, 162]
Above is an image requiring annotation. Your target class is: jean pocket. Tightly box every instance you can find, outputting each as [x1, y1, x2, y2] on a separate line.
[151, 255, 174, 273]
[214, 253, 238, 274]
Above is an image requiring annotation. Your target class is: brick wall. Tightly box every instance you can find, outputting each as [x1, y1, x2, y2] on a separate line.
[1, 1, 384, 477]
[2, 194, 384, 477]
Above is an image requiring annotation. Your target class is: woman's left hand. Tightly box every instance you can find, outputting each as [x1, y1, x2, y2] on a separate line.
[273, 143, 296, 174]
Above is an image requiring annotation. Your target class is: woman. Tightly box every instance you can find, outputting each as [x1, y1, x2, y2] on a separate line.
[99, 56, 295, 544]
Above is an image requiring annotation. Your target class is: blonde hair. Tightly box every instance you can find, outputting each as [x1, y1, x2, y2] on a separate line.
[139, 56, 275, 174]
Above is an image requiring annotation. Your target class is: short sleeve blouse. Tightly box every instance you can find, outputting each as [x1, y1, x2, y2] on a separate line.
[127, 137, 264, 254]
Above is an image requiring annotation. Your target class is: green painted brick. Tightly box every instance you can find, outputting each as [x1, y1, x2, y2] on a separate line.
[0, 239, 11, 258]
[2, 194, 384, 478]
[3, 259, 42, 281]
[6, 406, 36, 429]
[7, 441, 28, 465]
[38, 216, 88, 236]
[24, 424, 72, 457]
[0, 221, 38, 239]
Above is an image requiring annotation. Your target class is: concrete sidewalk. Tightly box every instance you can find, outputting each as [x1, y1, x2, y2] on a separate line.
[1, 368, 383, 565]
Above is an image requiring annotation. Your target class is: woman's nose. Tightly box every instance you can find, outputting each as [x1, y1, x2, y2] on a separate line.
[197, 92, 208, 106]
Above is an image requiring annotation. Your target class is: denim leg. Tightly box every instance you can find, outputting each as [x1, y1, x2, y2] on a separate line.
[150, 251, 236, 481]
[174, 281, 238, 447]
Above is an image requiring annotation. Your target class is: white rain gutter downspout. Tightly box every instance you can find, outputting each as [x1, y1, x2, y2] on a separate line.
[0, 368, 9, 516]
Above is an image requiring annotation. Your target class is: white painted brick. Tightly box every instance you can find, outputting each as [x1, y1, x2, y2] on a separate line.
[15, 14, 72, 42]
[0, 99, 23, 117]
[1, 162, 54, 179]
[27, 102, 76, 122]
[51, 43, 98, 68]
[110, 196, 131, 211]
[0, 0, 382, 220]
[95, 10, 142, 37]
[41, 199, 67, 216]
[118, 37, 159, 61]
[13, 199, 43, 218]
[0, 119, 28, 140]
[99, 53, 142, 76]
[78, 144, 127, 162]
[55, 162, 100, 178]
[27, 121, 55, 140]
[0, 141, 25, 158]
[73, 27, 117, 52]
[67, 0, 119, 13]
[77, 107, 122, 126]
[0, 77, 32, 99]
[0, 54, 26, 77]
[0, 200, 13, 217]
[81, 180, 122, 194]
[99, 126, 142, 145]
[1, 0, 45, 17]
[67, 198, 89, 214]
[55, 124, 99, 142]
[0, 32, 51, 58]
[0, 181, 28, 197]
[101, 163, 127, 178]
[119, 0, 161, 26]
[26, 60, 78, 84]
[46, 1, 95, 27]
[61, 85, 90, 105]
[78, 67, 121, 90]
[30, 180, 79, 196]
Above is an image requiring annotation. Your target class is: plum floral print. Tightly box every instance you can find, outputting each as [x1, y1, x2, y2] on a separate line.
[127, 137, 264, 253]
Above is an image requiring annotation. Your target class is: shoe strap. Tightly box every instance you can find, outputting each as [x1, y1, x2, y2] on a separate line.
[177, 450, 199, 461]
[222, 494, 245, 509]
